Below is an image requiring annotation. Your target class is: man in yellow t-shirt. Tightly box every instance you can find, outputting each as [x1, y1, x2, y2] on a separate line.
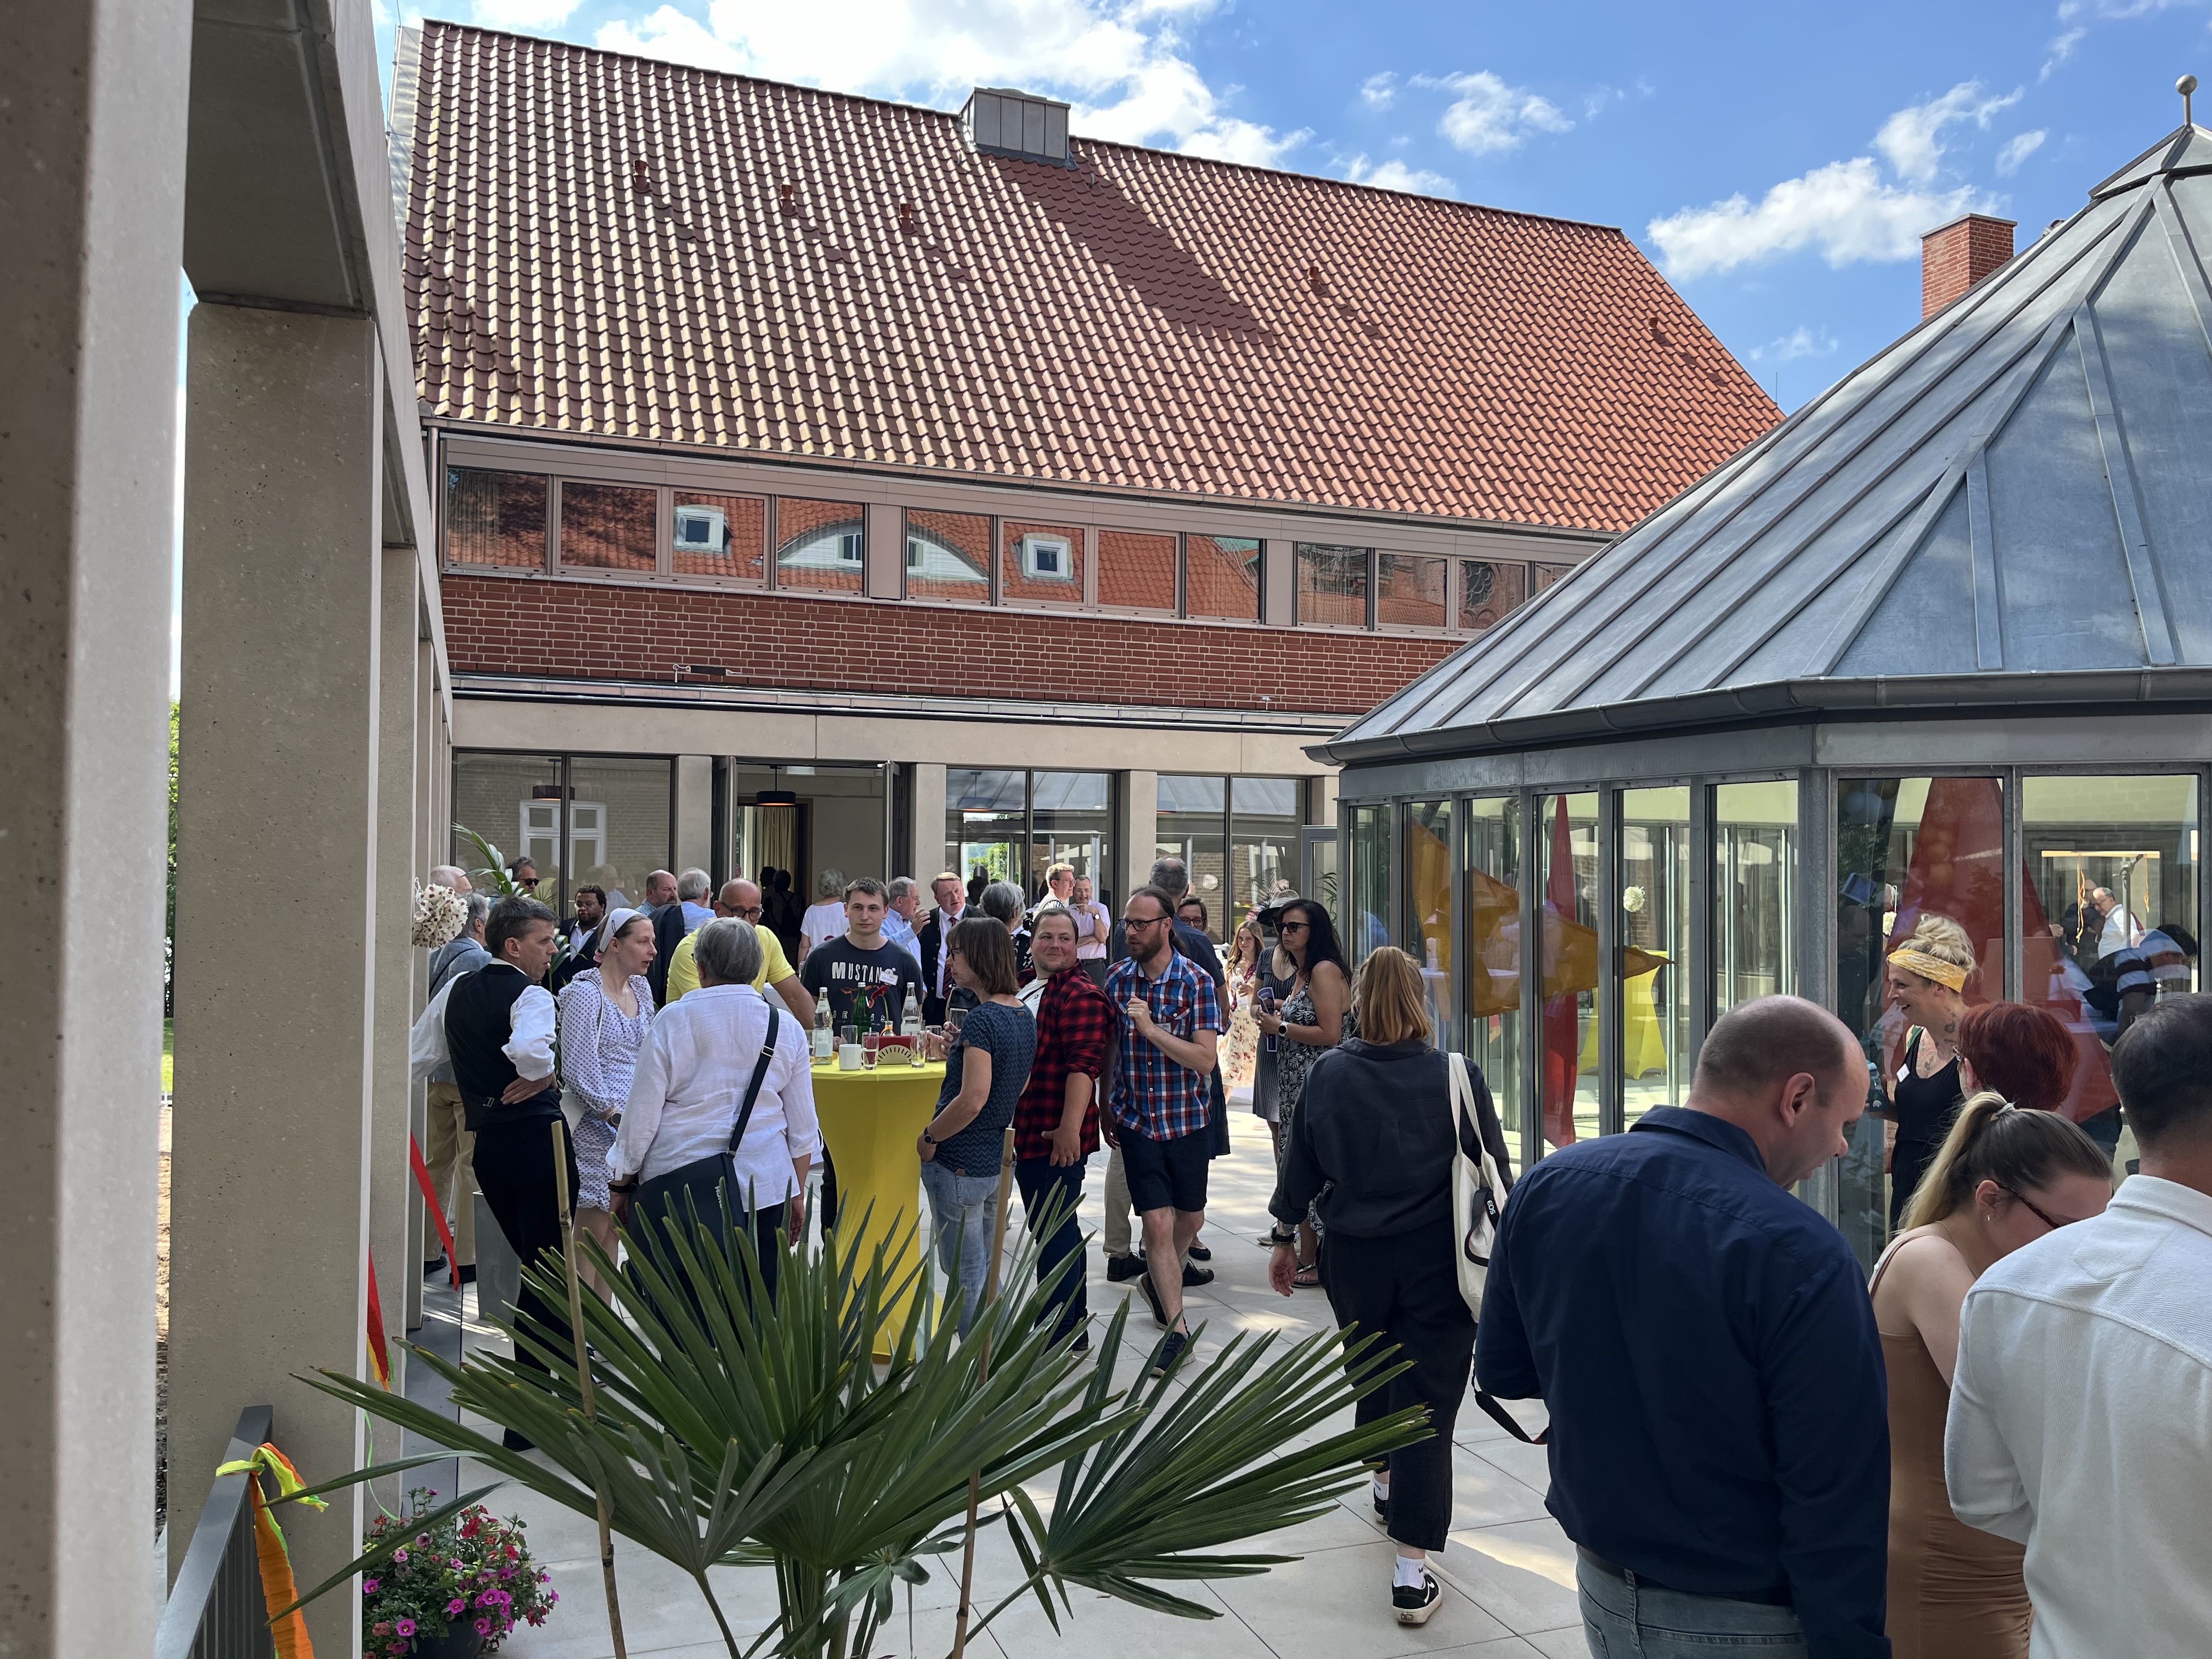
[665, 877, 817, 1026]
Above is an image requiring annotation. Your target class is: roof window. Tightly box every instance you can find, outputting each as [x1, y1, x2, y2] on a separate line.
[962, 87, 1074, 167]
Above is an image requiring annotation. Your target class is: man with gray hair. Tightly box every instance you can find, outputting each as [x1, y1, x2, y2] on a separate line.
[882, 876, 924, 971]
[677, 867, 715, 933]
[421, 890, 492, 1284]
[429, 863, 473, 895]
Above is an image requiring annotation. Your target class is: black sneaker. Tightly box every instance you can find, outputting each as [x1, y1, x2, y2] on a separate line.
[422, 1256, 448, 1280]
[457, 1264, 477, 1285]
[1105, 1252, 1147, 1283]
[1392, 1568, 1441, 1627]
[1373, 1488, 1390, 1521]
[1149, 1329, 1190, 1378]
[1138, 1267, 1169, 1328]
[1181, 1262, 1215, 1288]
[500, 1429, 536, 1453]
[1187, 1241, 1212, 1262]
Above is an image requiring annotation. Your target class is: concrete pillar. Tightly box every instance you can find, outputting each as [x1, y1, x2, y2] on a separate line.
[170, 304, 386, 1657]
[0, 3, 190, 1652]
[1261, 540, 1296, 628]
[911, 763, 947, 881]
[1311, 771, 1340, 827]
[370, 550, 421, 1383]
[675, 754, 714, 877]
[1121, 770, 1159, 906]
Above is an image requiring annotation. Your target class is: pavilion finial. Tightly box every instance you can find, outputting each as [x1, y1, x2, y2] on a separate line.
[2181, 74, 2198, 128]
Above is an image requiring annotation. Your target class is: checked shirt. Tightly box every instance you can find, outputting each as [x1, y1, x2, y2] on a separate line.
[1013, 966, 1115, 1161]
[1105, 951, 1221, 1142]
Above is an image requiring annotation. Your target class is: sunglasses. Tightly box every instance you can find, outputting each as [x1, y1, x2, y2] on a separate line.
[1278, 921, 1310, 934]
[2003, 1187, 2084, 1231]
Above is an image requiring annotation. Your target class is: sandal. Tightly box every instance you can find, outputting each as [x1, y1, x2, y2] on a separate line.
[1293, 1263, 1321, 1288]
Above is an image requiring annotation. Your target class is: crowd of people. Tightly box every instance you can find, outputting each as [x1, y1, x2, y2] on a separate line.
[406, 857, 2212, 1651]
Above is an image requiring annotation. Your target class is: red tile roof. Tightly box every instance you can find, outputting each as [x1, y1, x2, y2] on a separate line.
[403, 22, 1779, 534]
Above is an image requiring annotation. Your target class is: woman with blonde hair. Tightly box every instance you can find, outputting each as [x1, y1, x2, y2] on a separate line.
[1220, 913, 1265, 1094]
[1878, 913, 1978, 1227]
[1869, 1091, 2112, 1656]
[1268, 946, 1514, 1630]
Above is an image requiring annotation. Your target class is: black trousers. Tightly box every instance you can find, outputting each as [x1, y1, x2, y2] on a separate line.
[472, 1114, 579, 1374]
[629, 1180, 787, 1314]
[1321, 1218, 1476, 1552]
[1014, 1155, 1088, 1340]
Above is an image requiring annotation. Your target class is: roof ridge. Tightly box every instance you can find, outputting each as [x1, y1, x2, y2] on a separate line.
[412, 16, 1630, 238]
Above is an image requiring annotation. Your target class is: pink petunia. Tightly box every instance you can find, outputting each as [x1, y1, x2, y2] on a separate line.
[394, 1618, 416, 1638]
[448, 1598, 467, 1616]
[392, 1549, 408, 1565]
[475, 1617, 493, 1635]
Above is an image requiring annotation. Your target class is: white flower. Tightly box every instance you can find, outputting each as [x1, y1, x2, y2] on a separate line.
[413, 882, 467, 949]
[1621, 886, 1648, 914]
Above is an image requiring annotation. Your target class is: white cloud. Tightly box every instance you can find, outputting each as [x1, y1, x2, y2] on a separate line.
[471, 0, 586, 27]
[1750, 325, 1839, 363]
[1361, 71, 1396, 110]
[1415, 70, 1572, 156]
[597, 0, 1304, 166]
[1872, 81, 2021, 184]
[1650, 157, 1984, 280]
[2041, 26, 2087, 79]
[1341, 153, 1455, 195]
[1996, 129, 2047, 175]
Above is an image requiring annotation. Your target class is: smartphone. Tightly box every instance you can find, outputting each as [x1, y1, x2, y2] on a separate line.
[1259, 988, 1278, 1053]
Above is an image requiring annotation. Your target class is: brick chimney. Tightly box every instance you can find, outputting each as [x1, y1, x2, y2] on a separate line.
[1921, 214, 2016, 318]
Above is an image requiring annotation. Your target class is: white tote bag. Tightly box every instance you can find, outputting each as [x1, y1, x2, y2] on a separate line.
[1446, 1051, 1507, 1321]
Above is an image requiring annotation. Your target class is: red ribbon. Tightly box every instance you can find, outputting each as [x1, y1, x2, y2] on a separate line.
[410, 1134, 461, 1287]
[365, 1251, 392, 1389]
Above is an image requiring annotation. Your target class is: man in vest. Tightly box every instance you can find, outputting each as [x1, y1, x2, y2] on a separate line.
[410, 894, 574, 1449]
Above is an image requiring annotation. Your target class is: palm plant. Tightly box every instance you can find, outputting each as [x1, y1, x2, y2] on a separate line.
[454, 824, 526, 897]
[295, 1202, 1426, 1659]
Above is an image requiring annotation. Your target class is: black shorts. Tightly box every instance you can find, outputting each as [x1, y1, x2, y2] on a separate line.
[1119, 1127, 1210, 1215]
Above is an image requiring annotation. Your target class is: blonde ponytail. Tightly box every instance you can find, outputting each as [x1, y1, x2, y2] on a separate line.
[1900, 1088, 2111, 1229]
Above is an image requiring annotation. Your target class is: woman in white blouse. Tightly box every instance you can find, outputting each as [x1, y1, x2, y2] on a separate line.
[557, 906, 657, 1296]
[610, 918, 819, 1304]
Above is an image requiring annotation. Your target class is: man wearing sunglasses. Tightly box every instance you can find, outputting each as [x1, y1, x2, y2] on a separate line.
[663, 877, 816, 1027]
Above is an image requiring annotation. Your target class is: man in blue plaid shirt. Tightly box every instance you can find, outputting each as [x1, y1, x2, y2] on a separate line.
[1104, 884, 1222, 1375]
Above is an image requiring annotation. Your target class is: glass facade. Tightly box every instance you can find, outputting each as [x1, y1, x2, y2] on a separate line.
[1621, 788, 1691, 1128]
[945, 768, 1026, 891]
[558, 481, 657, 572]
[452, 752, 672, 916]
[906, 509, 991, 602]
[1346, 802, 1393, 965]
[445, 469, 547, 567]
[1459, 559, 1529, 631]
[1031, 771, 1113, 899]
[1295, 544, 1369, 627]
[1464, 797, 1522, 1143]
[1537, 793, 1600, 1151]
[946, 769, 1115, 905]
[1097, 529, 1177, 613]
[672, 490, 766, 580]
[1377, 554, 1447, 629]
[1406, 799, 1454, 1047]
[1186, 534, 1261, 621]
[776, 499, 866, 592]
[1156, 775, 1228, 934]
[1000, 518, 1086, 609]
[1716, 780, 1797, 1013]
[1156, 776, 1305, 940]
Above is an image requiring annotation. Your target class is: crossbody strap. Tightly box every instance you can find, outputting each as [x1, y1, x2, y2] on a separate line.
[726, 1008, 781, 1154]
[1449, 1049, 1550, 1447]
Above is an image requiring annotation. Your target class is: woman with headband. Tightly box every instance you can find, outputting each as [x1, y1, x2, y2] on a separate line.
[557, 905, 657, 1295]
[1879, 915, 1977, 1228]
[1868, 1090, 2111, 1656]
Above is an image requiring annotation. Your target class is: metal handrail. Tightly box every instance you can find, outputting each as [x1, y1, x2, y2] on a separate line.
[155, 1404, 276, 1659]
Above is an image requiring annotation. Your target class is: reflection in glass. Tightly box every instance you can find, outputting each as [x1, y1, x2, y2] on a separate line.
[1532, 561, 1575, 591]
[946, 768, 1025, 891]
[672, 491, 765, 579]
[1406, 800, 1454, 1049]
[1232, 777, 1301, 933]
[1186, 535, 1262, 622]
[1620, 788, 1690, 1128]
[1295, 544, 1369, 627]
[2022, 774, 2199, 1152]
[559, 482, 657, 571]
[1097, 529, 1176, 612]
[1833, 776, 2004, 1269]
[565, 757, 676, 916]
[445, 470, 548, 568]
[905, 509, 991, 602]
[1459, 560, 1530, 631]
[776, 499, 866, 592]
[453, 752, 562, 894]
[1538, 793, 1600, 1151]
[1031, 771, 1113, 909]
[1001, 520, 1086, 608]
[1346, 803, 1393, 966]
[1377, 554, 1447, 628]
[1464, 798, 1522, 1148]
[1157, 775, 1227, 922]
[1716, 781, 1797, 1014]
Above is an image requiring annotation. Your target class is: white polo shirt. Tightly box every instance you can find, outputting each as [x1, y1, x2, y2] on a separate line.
[1947, 1175, 2212, 1657]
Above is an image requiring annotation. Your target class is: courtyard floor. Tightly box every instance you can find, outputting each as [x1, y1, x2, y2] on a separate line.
[403, 1107, 1582, 1659]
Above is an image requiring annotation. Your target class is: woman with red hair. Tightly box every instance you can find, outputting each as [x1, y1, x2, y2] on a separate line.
[1954, 1002, 2079, 1115]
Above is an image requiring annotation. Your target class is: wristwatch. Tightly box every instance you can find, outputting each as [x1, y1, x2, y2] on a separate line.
[1268, 1227, 1297, 1246]
[921, 1128, 938, 1146]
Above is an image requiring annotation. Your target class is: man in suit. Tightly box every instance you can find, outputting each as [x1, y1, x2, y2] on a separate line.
[917, 870, 969, 1025]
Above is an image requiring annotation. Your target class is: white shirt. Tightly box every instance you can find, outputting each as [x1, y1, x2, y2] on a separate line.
[1946, 1176, 2212, 1657]
[801, 900, 847, 957]
[609, 983, 820, 1200]
[408, 970, 556, 1085]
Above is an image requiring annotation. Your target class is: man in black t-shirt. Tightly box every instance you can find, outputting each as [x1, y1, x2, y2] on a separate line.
[800, 876, 926, 1034]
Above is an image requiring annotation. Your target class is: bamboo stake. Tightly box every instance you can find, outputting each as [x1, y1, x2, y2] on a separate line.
[949, 1126, 1020, 1659]
[552, 1119, 629, 1659]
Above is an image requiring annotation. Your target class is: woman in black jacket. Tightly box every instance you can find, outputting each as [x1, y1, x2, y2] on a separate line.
[1269, 945, 1515, 1632]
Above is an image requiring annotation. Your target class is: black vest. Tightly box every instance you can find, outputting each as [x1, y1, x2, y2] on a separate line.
[444, 962, 561, 1128]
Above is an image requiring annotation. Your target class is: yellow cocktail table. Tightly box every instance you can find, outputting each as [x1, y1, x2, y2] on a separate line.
[811, 1058, 945, 1359]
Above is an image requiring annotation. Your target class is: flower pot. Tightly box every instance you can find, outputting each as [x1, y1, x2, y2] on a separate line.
[408, 1630, 485, 1659]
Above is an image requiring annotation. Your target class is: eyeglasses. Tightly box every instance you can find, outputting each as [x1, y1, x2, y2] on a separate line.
[737, 905, 764, 920]
[2003, 1188, 2083, 1231]
[1126, 916, 1172, 930]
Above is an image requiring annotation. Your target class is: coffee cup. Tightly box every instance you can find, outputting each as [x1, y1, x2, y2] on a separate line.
[837, 1042, 865, 1070]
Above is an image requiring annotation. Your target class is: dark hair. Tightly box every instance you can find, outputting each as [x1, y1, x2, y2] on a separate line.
[1901, 1090, 2112, 1227]
[949, 915, 1019, 997]
[2111, 992, 2212, 1149]
[1126, 884, 1176, 920]
[1956, 1002, 2079, 1114]
[506, 855, 537, 877]
[2157, 923, 2200, 958]
[1692, 994, 1857, 1101]
[575, 884, 606, 905]
[486, 894, 557, 960]
[1279, 900, 1346, 983]
[843, 876, 888, 903]
[1178, 895, 1209, 931]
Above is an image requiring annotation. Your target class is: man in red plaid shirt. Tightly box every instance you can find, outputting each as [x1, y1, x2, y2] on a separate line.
[1012, 904, 1114, 1350]
[1105, 885, 1222, 1376]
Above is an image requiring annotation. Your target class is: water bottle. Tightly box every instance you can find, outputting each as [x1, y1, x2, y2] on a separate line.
[901, 987, 924, 1065]
[812, 998, 832, 1060]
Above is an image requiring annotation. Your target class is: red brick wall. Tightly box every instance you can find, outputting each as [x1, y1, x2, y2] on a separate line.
[441, 573, 1462, 715]
[1922, 215, 2016, 318]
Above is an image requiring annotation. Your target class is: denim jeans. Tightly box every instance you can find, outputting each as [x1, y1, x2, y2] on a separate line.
[920, 1160, 1000, 1337]
[1577, 1553, 1808, 1656]
[1014, 1155, 1088, 1341]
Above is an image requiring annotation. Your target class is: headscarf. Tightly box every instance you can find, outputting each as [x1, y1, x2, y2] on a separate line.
[1886, 945, 1968, 992]
[595, 906, 647, 958]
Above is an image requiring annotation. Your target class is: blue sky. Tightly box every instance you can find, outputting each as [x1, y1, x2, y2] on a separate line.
[371, 0, 2212, 411]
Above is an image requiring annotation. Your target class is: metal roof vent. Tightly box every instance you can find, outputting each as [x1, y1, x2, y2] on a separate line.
[962, 87, 1074, 167]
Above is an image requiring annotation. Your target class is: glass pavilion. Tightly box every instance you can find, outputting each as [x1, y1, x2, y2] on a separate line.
[1315, 121, 2212, 1266]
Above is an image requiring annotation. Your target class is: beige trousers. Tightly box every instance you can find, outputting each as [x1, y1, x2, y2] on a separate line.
[1103, 1143, 1132, 1257]
[422, 1080, 477, 1266]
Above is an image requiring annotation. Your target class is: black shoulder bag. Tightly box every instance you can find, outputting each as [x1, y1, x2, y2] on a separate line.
[635, 1008, 782, 1237]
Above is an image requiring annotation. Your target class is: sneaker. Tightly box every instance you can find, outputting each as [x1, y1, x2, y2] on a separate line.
[1392, 1568, 1441, 1627]
[1181, 1262, 1215, 1288]
[1149, 1329, 1190, 1378]
[1070, 1333, 1092, 1355]
[500, 1429, 536, 1453]
[1138, 1267, 1169, 1328]
[422, 1256, 448, 1280]
[457, 1264, 477, 1285]
[1373, 1488, 1390, 1521]
[1187, 1241, 1212, 1262]
[1105, 1252, 1147, 1283]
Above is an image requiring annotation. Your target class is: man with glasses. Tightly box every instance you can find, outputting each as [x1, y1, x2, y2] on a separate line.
[664, 877, 816, 1026]
[1105, 885, 1222, 1376]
